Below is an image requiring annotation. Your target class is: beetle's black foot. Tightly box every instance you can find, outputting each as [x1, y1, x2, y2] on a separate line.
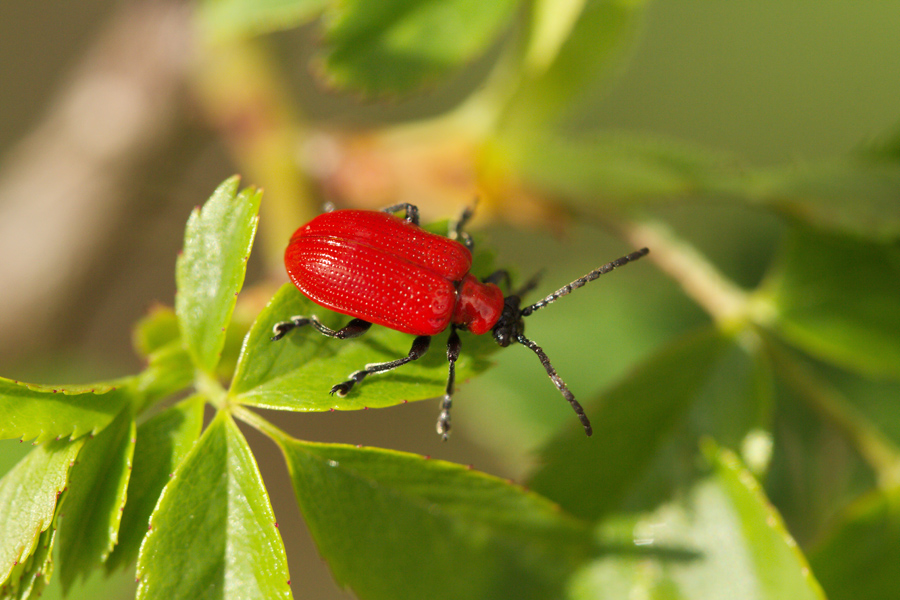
[271, 321, 294, 341]
[436, 411, 451, 441]
[330, 370, 367, 396]
[330, 381, 354, 397]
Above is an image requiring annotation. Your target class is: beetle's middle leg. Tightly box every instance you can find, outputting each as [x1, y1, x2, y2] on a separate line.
[380, 203, 420, 225]
[482, 269, 542, 297]
[330, 335, 432, 397]
[449, 202, 476, 251]
[436, 327, 462, 441]
[271, 316, 371, 341]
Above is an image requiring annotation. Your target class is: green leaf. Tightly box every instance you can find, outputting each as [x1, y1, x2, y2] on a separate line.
[809, 485, 900, 600]
[0, 377, 131, 443]
[105, 397, 205, 573]
[198, 0, 328, 41]
[136, 411, 291, 600]
[504, 0, 648, 130]
[3, 524, 56, 600]
[750, 158, 900, 241]
[528, 326, 732, 521]
[231, 284, 496, 411]
[133, 305, 181, 358]
[495, 131, 743, 206]
[703, 444, 824, 599]
[761, 340, 891, 544]
[520, 0, 587, 74]
[0, 438, 85, 589]
[130, 341, 196, 413]
[176, 176, 261, 375]
[568, 445, 825, 600]
[319, 0, 520, 94]
[57, 408, 136, 592]
[763, 225, 900, 379]
[281, 439, 593, 600]
[106, 396, 204, 573]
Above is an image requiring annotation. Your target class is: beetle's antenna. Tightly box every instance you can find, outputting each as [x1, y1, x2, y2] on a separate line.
[521, 248, 649, 317]
[515, 334, 592, 436]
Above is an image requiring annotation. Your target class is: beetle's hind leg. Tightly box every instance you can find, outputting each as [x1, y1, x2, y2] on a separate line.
[436, 328, 462, 441]
[330, 335, 432, 397]
[271, 316, 371, 341]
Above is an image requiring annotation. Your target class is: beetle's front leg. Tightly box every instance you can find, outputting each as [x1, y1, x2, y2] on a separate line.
[271, 316, 371, 341]
[330, 335, 432, 397]
[436, 328, 462, 441]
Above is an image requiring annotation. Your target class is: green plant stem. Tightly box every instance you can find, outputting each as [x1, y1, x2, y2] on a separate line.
[232, 405, 290, 445]
[196, 369, 227, 410]
[614, 216, 900, 486]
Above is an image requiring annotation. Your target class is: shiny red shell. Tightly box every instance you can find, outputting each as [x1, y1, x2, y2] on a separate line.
[284, 210, 504, 337]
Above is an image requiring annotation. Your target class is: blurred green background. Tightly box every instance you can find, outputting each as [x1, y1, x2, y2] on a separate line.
[2, 1, 899, 598]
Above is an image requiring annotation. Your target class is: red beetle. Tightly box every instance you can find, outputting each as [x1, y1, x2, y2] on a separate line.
[273, 203, 648, 439]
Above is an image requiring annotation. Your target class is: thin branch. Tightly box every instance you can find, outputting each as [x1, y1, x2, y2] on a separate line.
[616, 217, 751, 326]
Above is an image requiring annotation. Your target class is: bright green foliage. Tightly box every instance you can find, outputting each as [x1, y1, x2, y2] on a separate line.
[567, 445, 825, 600]
[105, 397, 205, 574]
[57, 408, 135, 592]
[135, 412, 292, 600]
[320, 0, 520, 93]
[130, 342, 195, 413]
[176, 176, 261, 375]
[132, 305, 181, 358]
[703, 445, 824, 600]
[199, 0, 521, 93]
[505, 0, 649, 130]
[0, 438, 85, 590]
[0, 378, 130, 443]
[231, 284, 495, 410]
[3, 0, 900, 597]
[5, 525, 55, 600]
[281, 440, 593, 600]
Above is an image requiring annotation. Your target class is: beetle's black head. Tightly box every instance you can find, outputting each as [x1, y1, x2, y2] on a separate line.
[491, 295, 524, 348]
[486, 248, 650, 438]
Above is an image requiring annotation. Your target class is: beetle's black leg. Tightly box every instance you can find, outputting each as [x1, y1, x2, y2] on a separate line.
[436, 328, 462, 440]
[513, 271, 544, 298]
[482, 269, 513, 292]
[515, 333, 592, 437]
[271, 316, 371, 341]
[482, 269, 543, 297]
[449, 203, 476, 251]
[380, 203, 420, 226]
[331, 335, 432, 397]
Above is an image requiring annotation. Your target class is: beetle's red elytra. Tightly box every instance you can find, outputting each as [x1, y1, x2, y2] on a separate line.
[284, 209, 504, 336]
[273, 203, 648, 440]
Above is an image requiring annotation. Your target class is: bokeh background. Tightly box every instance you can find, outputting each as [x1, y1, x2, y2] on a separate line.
[2, 1, 899, 598]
